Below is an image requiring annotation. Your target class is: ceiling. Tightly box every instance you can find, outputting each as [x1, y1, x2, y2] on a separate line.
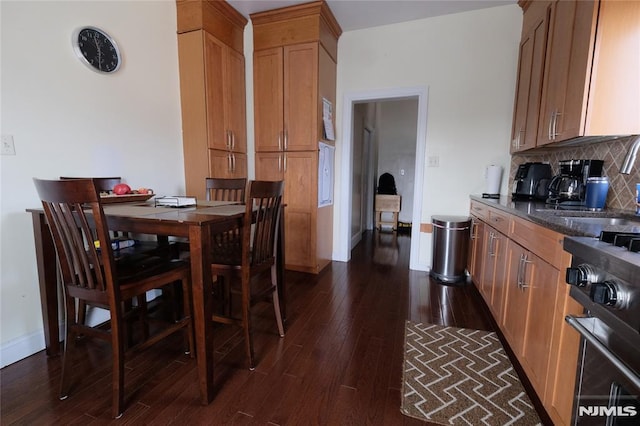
[227, 0, 517, 32]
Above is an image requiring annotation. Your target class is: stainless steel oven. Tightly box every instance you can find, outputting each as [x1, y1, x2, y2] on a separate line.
[564, 232, 640, 425]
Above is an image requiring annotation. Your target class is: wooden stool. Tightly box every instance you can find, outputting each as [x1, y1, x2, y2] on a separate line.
[375, 194, 401, 231]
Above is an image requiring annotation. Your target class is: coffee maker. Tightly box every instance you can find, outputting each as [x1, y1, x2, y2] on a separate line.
[546, 159, 604, 206]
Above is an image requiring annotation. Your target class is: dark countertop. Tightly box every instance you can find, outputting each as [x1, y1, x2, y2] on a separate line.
[470, 195, 640, 237]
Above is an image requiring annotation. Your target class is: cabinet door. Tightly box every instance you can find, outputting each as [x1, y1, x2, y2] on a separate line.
[468, 217, 485, 281]
[537, 0, 578, 145]
[521, 254, 559, 397]
[283, 151, 317, 269]
[255, 152, 284, 181]
[480, 226, 496, 303]
[254, 48, 284, 152]
[204, 33, 227, 151]
[544, 284, 583, 426]
[490, 230, 508, 320]
[226, 48, 247, 154]
[511, 4, 550, 153]
[502, 240, 532, 357]
[284, 43, 318, 151]
[209, 150, 247, 180]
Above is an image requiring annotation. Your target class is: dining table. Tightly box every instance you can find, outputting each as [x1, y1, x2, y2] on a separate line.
[26, 198, 285, 405]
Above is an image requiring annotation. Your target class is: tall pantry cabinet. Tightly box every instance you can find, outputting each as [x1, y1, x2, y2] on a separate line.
[251, 1, 342, 273]
[176, 0, 248, 200]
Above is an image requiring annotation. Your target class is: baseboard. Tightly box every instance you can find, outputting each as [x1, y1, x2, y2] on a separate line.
[0, 327, 54, 368]
[1, 290, 164, 368]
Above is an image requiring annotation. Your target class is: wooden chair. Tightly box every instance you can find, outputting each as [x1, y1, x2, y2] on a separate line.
[33, 178, 193, 418]
[210, 180, 285, 369]
[60, 176, 177, 328]
[205, 177, 247, 202]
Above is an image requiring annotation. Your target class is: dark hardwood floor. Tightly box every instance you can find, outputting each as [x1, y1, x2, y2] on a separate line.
[2, 231, 522, 424]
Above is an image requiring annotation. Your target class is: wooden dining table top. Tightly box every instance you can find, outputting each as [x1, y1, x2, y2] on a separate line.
[26, 197, 282, 406]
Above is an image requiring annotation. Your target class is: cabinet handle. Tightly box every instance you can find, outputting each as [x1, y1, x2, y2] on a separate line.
[231, 131, 235, 150]
[470, 222, 478, 240]
[231, 153, 236, 172]
[226, 130, 232, 150]
[488, 232, 496, 257]
[516, 253, 524, 289]
[283, 153, 287, 172]
[491, 233, 500, 257]
[547, 112, 554, 141]
[227, 153, 232, 172]
[284, 129, 288, 151]
[520, 254, 533, 290]
[552, 111, 561, 140]
[278, 154, 282, 172]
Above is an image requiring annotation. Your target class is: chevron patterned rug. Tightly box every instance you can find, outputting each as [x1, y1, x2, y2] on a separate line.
[401, 321, 541, 425]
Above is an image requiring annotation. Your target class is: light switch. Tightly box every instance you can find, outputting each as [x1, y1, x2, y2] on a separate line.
[427, 156, 439, 167]
[1, 134, 16, 156]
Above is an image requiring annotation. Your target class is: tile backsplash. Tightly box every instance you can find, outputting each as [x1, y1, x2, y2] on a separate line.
[510, 135, 640, 212]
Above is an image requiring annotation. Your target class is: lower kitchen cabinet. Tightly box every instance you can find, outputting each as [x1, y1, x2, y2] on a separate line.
[502, 239, 532, 357]
[468, 216, 485, 285]
[480, 225, 508, 318]
[470, 199, 579, 426]
[520, 251, 560, 398]
[208, 150, 246, 179]
[544, 282, 584, 425]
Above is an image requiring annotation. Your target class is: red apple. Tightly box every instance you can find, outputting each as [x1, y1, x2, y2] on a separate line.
[113, 183, 131, 195]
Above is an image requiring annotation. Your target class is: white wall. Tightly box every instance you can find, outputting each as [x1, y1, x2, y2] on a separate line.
[0, 0, 185, 367]
[335, 5, 521, 268]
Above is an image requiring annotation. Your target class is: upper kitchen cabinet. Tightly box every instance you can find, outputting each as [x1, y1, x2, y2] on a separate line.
[176, 0, 248, 199]
[252, 1, 340, 153]
[515, 0, 640, 151]
[511, 1, 550, 153]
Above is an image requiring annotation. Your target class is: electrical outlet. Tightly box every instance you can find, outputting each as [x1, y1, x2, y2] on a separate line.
[427, 155, 439, 167]
[1, 134, 16, 155]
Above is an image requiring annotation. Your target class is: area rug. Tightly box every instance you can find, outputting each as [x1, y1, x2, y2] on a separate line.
[401, 321, 541, 425]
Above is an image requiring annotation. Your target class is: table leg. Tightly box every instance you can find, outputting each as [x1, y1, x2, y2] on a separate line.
[31, 212, 60, 356]
[189, 224, 215, 404]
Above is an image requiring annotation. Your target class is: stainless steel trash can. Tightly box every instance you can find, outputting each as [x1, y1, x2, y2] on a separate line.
[430, 215, 471, 284]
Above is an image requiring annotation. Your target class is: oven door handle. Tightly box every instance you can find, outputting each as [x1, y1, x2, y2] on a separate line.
[565, 315, 640, 390]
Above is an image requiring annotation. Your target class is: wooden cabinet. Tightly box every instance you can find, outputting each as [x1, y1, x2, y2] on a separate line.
[544, 283, 584, 425]
[502, 239, 532, 356]
[470, 198, 579, 425]
[254, 43, 323, 152]
[515, 0, 640, 150]
[479, 225, 509, 319]
[511, 0, 550, 153]
[468, 216, 485, 281]
[176, 1, 248, 200]
[252, 1, 341, 273]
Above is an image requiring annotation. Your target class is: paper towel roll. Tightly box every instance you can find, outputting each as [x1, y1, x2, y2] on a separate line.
[485, 165, 503, 195]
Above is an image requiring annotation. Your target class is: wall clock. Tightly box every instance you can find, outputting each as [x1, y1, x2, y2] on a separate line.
[72, 26, 121, 73]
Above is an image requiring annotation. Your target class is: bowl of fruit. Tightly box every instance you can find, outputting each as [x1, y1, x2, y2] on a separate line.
[100, 183, 155, 203]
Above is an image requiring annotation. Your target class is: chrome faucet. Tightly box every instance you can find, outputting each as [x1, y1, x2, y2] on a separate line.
[620, 135, 640, 174]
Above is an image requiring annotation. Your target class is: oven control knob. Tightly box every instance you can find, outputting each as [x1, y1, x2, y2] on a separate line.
[590, 281, 618, 306]
[566, 264, 598, 287]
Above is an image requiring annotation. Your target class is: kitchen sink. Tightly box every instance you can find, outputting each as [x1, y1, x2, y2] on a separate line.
[559, 216, 640, 226]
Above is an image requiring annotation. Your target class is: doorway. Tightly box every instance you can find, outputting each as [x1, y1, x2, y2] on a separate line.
[336, 86, 428, 271]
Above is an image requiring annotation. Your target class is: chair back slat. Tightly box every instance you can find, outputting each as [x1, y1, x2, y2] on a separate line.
[33, 178, 115, 296]
[246, 181, 283, 268]
[206, 177, 247, 202]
